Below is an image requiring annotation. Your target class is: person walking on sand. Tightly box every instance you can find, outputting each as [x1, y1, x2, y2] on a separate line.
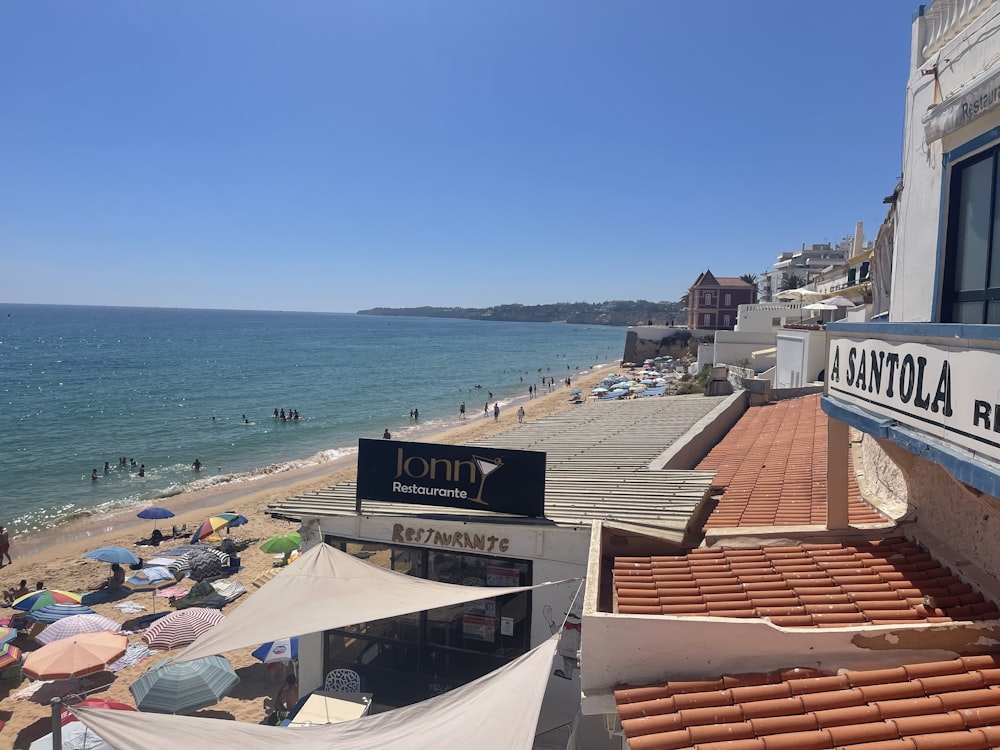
[517, 406, 525, 423]
[493, 403, 500, 422]
[0, 526, 10, 567]
[459, 402, 466, 420]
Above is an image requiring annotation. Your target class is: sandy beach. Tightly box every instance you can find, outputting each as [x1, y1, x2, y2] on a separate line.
[0, 366, 619, 748]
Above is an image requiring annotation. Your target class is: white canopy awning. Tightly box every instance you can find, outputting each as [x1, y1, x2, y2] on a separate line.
[75, 636, 559, 749]
[171, 542, 576, 664]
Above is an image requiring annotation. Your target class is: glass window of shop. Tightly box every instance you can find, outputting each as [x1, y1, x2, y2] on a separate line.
[942, 145, 1000, 323]
[322, 536, 533, 706]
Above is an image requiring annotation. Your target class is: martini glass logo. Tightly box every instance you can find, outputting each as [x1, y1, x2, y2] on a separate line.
[470, 455, 503, 505]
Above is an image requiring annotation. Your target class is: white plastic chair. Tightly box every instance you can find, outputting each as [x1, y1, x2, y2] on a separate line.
[324, 668, 362, 693]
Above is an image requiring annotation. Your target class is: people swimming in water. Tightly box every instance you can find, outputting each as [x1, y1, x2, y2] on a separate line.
[193, 458, 202, 471]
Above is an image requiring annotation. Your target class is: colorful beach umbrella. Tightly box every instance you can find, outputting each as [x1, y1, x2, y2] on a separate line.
[259, 532, 301, 555]
[61, 697, 137, 726]
[130, 655, 238, 714]
[141, 608, 224, 650]
[12, 589, 82, 612]
[29, 603, 98, 625]
[35, 614, 121, 645]
[22, 631, 127, 680]
[0, 627, 16, 646]
[251, 636, 298, 664]
[83, 546, 141, 565]
[0, 643, 22, 671]
[190, 512, 243, 542]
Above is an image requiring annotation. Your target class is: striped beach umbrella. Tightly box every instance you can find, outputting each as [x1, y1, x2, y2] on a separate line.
[251, 568, 280, 588]
[141, 608, 224, 650]
[35, 614, 121, 645]
[190, 513, 243, 542]
[123, 566, 177, 593]
[167, 548, 228, 581]
[29, 603, 97, 624]
[130, 656, 238, 714]
[12, 589, 82, 612]
[0, 643, 22, 671]
[23, 631, 127, 680]
[0, 627, 16, 646]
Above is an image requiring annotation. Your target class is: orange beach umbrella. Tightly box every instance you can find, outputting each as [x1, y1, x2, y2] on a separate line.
[22, 631, 127, 681]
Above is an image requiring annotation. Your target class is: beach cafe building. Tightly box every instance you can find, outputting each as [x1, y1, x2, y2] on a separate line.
[822, 0, 1000, 581]
[268, 394, 742, 741]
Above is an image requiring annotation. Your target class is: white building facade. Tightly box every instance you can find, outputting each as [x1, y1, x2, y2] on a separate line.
[822, 0, 1000, 577]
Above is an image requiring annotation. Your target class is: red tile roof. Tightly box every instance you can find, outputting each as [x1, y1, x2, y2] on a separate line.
[614, 654, 1000, 750]
[697, 394, 886, 528]
[612, 537, 1000, 625]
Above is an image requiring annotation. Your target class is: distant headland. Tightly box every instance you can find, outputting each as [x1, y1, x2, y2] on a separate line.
[357, 300, 684, 327]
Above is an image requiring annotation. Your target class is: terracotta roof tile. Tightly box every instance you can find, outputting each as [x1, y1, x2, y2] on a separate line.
[615, 654, 1000, 750]
[612, 537, 1000, 626]
[698, 394, 888, 528]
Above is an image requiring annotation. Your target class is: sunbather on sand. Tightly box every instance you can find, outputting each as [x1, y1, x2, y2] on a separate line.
[4, 579, 29, 603]
[91, 563, 125, 591]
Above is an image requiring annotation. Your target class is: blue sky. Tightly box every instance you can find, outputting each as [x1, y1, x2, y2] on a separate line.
[1, 1, 917, 313]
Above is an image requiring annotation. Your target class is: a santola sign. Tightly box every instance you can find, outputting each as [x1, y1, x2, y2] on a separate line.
[827, 337, 1000, 462]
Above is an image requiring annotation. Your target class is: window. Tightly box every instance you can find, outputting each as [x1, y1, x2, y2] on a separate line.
[942, 145, 1000, 323]
[322, 536, 532, 706]
[703, 292, 712, 305]
[724, 293, 731, 306]
[723, 314, 731, 327]
[703, 313, 711, 326]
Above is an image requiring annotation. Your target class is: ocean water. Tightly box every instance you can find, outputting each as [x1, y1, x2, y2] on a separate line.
[0, 304, 625, 536]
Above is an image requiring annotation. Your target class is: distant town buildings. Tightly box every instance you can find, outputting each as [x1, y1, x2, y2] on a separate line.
[685, 270, 756, 330]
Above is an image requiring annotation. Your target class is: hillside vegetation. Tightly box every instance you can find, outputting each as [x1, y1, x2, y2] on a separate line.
[357, 300, 684, 326]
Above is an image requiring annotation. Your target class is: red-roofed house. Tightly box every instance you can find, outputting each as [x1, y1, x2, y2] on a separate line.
[686, 271, 756, 331]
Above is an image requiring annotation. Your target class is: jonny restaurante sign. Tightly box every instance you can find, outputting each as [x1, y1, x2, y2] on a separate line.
[357, 438, 546, 516]
[827, 337, 1000, 462]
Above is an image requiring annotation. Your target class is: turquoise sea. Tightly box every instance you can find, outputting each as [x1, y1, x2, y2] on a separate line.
[0, 304, 625, 537]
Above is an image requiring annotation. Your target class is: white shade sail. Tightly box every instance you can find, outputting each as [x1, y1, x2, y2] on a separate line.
[74, 636, 559, 750]
[171, 542, 576, 665]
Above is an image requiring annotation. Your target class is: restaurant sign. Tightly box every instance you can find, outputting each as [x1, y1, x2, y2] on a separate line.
[357, 438, 546, 517]
[827, 337, 1000, 462]
[923, 60, 1000, 142]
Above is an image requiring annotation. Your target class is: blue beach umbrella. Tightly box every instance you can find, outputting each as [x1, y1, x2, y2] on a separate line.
[130, 656, 239, 714]
[569, 389, 582, 395]
[251, 636, 298, 664]
[124, 567, 177, 593]
[29, 603, 97, 624]
[137, 507, 174, 521]
[83, 546, 141, 565]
